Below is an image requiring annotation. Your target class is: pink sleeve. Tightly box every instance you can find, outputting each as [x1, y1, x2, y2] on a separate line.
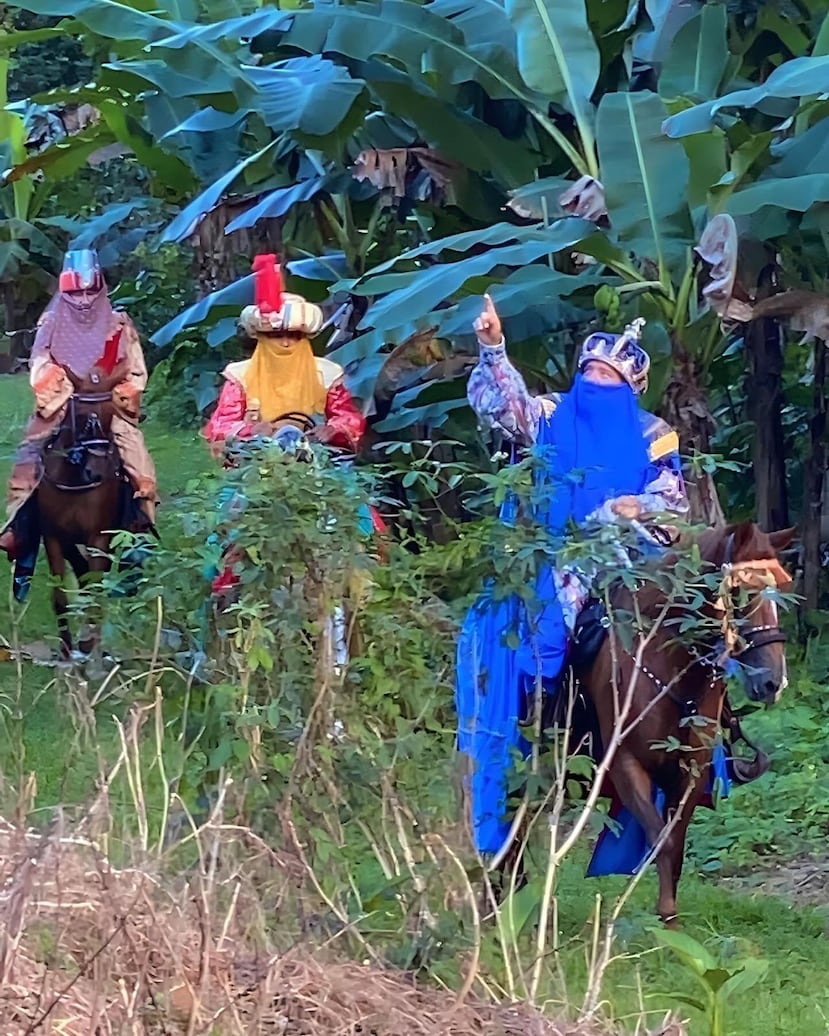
[324, 380, 367, 451]
[202, 378, 253, 444]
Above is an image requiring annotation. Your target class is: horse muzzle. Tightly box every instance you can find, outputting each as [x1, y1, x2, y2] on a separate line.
[745, 662, 788, 705]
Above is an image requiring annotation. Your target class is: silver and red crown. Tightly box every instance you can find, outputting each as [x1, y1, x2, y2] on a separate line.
[577, 317, 650, 395]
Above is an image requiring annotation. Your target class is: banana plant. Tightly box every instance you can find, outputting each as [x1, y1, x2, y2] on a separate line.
[0, 57, 63, 345]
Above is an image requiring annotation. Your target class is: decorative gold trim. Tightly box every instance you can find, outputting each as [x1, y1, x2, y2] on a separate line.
[648, 430, 679, 461]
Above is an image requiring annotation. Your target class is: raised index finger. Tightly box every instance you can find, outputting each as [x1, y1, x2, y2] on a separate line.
[483, 292, 498, 315]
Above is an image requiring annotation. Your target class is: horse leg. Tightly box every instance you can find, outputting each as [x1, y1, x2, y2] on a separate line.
[489, 821, 529, 906]
[63, 543, 96, 655]
[608, 749, 681, 926]
[658, 758, 711, 927]
[43, 536, 72, 658]
[78, 534, 111, 655]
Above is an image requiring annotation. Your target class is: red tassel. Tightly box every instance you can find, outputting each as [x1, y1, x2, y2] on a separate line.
[97, 328, 122, 374]
[252, 253, 283, 315]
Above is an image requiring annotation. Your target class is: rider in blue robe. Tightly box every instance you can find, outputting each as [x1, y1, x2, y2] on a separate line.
[456, 297, 705, 872]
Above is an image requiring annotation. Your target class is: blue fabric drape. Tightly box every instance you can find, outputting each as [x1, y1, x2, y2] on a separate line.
[533, 374, 651, 533]
[516, 375, 652, 681]
[456, 587, 529, 854]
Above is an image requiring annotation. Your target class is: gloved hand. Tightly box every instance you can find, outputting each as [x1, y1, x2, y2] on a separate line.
[33, 362, 70, 419]
[112, 380, 141, 420]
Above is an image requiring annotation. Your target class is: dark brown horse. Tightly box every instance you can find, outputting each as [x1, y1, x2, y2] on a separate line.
[495, 520, 794, 925]
[36, 362, 133, 658]
[579, 520, 794, 924]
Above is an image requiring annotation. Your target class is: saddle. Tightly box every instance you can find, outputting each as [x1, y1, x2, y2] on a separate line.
[571, 597, 611, 674]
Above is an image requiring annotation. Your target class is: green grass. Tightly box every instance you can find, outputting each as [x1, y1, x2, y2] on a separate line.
[0, 374, 827, 1034]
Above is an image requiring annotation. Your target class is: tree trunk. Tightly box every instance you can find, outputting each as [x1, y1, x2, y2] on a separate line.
[661, 347, 725, 527]
[745, 265, 789, 531]
[801, 337, 827, 612]
[193, 202, 283, 294]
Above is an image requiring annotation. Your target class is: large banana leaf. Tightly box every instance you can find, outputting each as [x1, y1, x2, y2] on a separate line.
[663, 55, 829, 138]
[596, 91, 692, 280]
[152, 7, 292, 48]
[151, 275, 253, 346]
[10, 0, 175, 43]
[362, 218, 594, 275]
[223, 175, 336, 233]
[156, 57, 367, 140]
[104, 57, 253, 103]
[354, 239, 586, 334]
[39, 199, 150, 248]
[335, 262, 599, 404]
[658, 3, 728, 102]
[145, 93, 243, 183]
[273, 0, 529, 104]
[4, 131, 114, 185]
[0, 218, 63, 261]
[155, 0, 529, 103]
[94, 98, 197, 193]
[679, 131, 727, 211]
[426, 0, 517, 55]
[633, 0, 703, 65]
[160, 141, 277, 244]
[504, 0, 599, 134]
[246, 60, 367, 138]
[346, 219, 598, 350]
[727, 174, 829, 217]
[436, 264, 604, 338]
[769, 118, 829, 179]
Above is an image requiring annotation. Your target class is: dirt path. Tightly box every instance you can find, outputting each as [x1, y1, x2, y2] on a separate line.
[719, 854, 829, 910]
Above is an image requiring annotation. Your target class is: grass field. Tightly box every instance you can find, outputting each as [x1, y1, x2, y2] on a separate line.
[0, 373, 826, 1035]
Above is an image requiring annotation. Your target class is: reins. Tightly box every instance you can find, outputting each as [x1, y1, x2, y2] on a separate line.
[42, 392, 120, 493]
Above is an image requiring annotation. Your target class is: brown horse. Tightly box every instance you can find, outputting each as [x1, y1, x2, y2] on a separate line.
[36, 362, 134, 658]
[575, 520, 794, 924]
[494, 520, 794, 925]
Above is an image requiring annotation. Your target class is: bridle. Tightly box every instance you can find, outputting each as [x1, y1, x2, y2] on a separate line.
[42, 391, 119, 493]
[631, 531, 790, 717]
[715, 531, 790, 661]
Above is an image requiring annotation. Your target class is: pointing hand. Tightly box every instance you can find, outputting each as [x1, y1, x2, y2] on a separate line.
[473, 293, 503, 347]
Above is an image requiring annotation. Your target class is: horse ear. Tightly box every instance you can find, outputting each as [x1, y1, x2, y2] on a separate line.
[769, 526, 797, 553]
[731, 520, 755, 553]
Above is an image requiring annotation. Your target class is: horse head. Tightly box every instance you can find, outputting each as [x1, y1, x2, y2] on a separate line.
[61, 357, 131, 397]
[700, 521, 796, 705]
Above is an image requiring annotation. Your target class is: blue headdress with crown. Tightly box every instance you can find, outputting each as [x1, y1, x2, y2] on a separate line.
[577, 317, 650, 394]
